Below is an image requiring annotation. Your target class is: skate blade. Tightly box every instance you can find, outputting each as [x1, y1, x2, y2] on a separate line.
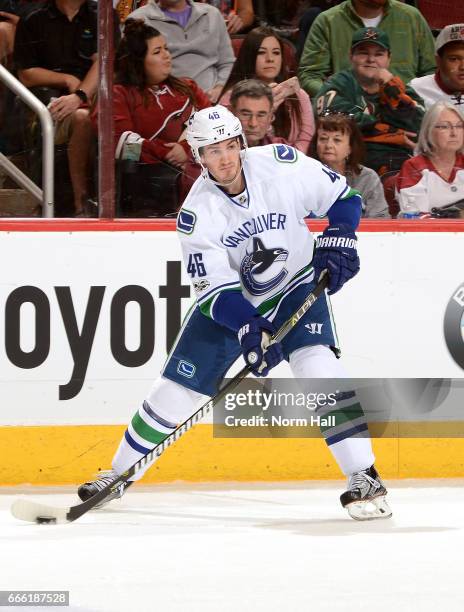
[78, 492, 118, 511]
[346, 495, 392, 521]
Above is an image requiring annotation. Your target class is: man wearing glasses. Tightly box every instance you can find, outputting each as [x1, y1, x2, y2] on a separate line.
[229, 79, 290, 148]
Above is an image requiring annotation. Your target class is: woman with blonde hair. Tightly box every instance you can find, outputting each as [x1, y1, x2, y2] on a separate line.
[397, 100, 464, 214]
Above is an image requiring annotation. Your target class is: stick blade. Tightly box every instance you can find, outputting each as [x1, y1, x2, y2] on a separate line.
[11, 497, 70, 524]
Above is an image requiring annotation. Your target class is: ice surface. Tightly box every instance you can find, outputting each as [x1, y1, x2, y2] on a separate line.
[1, 481, 463, 612]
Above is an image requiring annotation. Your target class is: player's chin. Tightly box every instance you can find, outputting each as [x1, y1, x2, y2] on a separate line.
[217, 171, 236, 183]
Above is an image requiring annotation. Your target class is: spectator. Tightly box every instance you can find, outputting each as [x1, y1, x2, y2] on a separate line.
[14, 0, 117, 216]
[220, 26, 314, 152]
[0, 2, 19, 60]
[198, 0, 254, 34]
[312, 111, 389, 217]
[115, 0, 134, 23]
[397, 101, 464, 214]
[314, 27, 425, 174]
[111, 19, 210, 215]
[128, 0, 235, 102]
[299, 0, 436, 98]
[410, 24, 464, 111]
[0, 1, 43, 60]
[254, 0, 312, 40]
[229, 79, 288, 146]
[296, 1, 342, 59]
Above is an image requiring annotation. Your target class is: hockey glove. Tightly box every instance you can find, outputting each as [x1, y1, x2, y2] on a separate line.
[313, 224, 360, 295]
[238, 316, 284, 377]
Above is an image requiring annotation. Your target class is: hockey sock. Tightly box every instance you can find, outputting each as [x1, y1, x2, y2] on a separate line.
[289, 345, 375, 475]
[112, 400, 177, 482]
[317, 390, 375, 475]
[112, 376, 203, 481]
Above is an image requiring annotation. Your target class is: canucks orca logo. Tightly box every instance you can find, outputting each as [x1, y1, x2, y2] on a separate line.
[240, 237, 288, 296]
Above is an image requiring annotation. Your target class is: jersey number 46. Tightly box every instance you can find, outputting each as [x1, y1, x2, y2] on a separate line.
[187, 253, 207, 278]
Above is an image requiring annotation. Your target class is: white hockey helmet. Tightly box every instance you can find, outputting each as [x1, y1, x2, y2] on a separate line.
[186, 105, 247, 164]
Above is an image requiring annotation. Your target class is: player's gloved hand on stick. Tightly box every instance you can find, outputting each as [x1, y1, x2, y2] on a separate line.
[312, 223, 360, 295]
[238, 316, 284, 377]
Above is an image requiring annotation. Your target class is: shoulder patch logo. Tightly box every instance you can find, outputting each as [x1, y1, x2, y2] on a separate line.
[193, 279, 210, 294]
[177, 360, 196, 378]
[273, 144, 297, 163]
[177, 209, 197, 235]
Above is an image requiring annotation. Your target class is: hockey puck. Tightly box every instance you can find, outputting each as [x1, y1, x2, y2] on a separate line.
[36, 516, 57, 524]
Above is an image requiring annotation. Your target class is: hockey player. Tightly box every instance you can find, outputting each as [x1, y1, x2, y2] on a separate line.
[79, 105, 391, 520]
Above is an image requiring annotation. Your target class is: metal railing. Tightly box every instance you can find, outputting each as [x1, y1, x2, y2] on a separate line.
[0, 63, 54, 218]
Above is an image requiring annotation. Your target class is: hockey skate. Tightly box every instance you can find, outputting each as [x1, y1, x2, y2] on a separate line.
[340, 465, 392, 521]
[77, 470, 133, 509]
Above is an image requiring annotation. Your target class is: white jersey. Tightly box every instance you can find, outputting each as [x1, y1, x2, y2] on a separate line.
[177, 144, 350, 320]
[409, 74, 464, 112]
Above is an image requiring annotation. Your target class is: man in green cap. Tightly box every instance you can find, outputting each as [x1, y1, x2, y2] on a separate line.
[314, 27, 425, 174]
[299, 0, 435, 99]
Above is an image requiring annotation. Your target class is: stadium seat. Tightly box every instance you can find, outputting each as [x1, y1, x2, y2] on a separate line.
[417, 1, 463, 31]
[381, 171, 400, 219]
[116, 159, 182, 217]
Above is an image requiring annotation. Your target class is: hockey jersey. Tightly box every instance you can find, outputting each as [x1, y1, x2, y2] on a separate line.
[177, 144, 353, 321]
[409, 73, 464, 111]
[397, 153, 464, 213]
[315, 69, 425, 162]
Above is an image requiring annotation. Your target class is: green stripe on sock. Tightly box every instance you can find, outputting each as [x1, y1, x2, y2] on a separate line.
[131, 412, 168, 445]
[318, 402, 365, 433]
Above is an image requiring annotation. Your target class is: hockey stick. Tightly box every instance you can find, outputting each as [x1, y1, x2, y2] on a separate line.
[11, 272, 329, 524]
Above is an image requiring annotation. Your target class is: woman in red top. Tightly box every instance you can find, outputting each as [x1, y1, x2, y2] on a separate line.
[111, 19, 210, 215]
[397, 101, 464, 216]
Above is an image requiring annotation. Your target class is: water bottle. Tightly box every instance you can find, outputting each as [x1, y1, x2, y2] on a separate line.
[400, 195, 421, 219]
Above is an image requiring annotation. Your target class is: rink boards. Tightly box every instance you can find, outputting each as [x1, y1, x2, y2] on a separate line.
[0, 219, 463, 484]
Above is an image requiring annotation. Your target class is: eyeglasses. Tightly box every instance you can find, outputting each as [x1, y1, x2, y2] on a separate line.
[236, 111, 272, 123]
[433, 122, 464, 131]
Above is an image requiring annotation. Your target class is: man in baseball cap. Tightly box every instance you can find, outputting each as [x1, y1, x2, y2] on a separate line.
[410, 24, 464, 110]
[299, 0, 436, 98]
[315, 26, 425, 174]
[350, 27, 391, 53]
